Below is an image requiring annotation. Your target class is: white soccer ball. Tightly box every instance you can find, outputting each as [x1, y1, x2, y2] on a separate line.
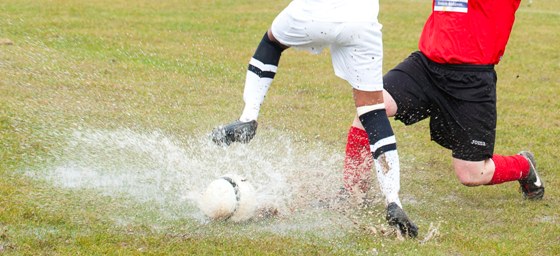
[199, 174, 258, 222]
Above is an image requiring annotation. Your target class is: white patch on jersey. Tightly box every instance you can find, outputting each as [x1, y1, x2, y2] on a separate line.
[434, 0, 468, 13]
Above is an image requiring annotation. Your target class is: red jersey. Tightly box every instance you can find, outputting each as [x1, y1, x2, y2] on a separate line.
[419, 0, 521, 65]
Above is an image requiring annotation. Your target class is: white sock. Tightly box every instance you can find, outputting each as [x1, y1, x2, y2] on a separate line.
[239, 58, 275, 122]
[374, 150, 402, 208]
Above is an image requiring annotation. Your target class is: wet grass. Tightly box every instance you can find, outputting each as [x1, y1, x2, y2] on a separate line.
[1, 0, 559, 255]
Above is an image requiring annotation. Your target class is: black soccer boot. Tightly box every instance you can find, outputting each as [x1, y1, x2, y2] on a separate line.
[518, 151, 545, 200]
[386, 202, 418, 238]
[211, 120, 258, 146]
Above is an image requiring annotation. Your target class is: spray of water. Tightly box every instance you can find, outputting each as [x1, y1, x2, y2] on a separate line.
[28, 128, 387, 242]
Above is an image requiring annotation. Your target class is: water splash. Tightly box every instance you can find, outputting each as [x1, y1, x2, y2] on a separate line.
[29, 128, 373, 238]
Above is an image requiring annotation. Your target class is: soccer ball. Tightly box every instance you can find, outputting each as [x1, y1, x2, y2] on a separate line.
[198, 174, 258, 222]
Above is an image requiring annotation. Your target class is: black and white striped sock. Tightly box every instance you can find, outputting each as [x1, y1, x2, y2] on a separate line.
[358, 104, 402, 207]
[240, 32, 285, 122]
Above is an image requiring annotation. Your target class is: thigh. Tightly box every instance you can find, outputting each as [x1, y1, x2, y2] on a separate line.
[427, 65, 497, 161]
[383, 53, 433, 125]
[331, 22, 384, 91]
[270, 4, 333, 54]
[431, 97, 496, 161]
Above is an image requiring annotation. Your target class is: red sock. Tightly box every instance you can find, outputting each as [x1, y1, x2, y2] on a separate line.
[343, 126, 373, 193]
[489, 154, 530, 185]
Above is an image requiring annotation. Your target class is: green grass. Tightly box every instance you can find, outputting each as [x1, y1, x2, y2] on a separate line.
[1, 0, 559, 255]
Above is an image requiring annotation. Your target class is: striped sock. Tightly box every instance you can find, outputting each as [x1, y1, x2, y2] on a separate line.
[240, 32, 285, 122]
[359, 105, 402, 207]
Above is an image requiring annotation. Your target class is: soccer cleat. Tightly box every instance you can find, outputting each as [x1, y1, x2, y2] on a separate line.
[211, 120, 258, 146]
[518, 151, 545, 200]
[386, 202, 418, 238]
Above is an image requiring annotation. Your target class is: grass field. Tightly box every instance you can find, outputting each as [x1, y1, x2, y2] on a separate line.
[1, 0, 559, 255]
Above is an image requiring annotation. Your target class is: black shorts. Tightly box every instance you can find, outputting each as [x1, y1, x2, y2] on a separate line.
[384, 51, 497, 161]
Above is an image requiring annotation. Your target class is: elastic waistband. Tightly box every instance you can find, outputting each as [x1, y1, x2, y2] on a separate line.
[416, 51, 495, 71]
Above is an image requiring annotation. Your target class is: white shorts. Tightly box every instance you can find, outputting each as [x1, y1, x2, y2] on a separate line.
[270, 3, 384, 91]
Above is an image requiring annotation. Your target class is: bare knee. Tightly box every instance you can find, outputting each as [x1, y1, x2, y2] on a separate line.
[453, 158, 493, 186]
[267, 29, 289, 49]
[383, 90, 397, 117]
[454, 166, 483, 186]
[351, 91, 397, 129]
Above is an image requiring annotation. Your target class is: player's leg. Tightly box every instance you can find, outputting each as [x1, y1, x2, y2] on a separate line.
[452, 154, 544, 199]
[239, 30, 288, 123]
[333, 22, 417, 237]
[212, 3, 330, 146]
[211, 30, 287, 145]
[452, 158, 494, 186]
[344, 52, 439, 238]
[353, 89, 417, 238]
[343, 52, 430, 197]
[343, 90, 396, 193]
[427, 63, 544, 199]
[343, 117, 372, 193]
[353, 90, 400, 205]
[212, 2, 299, 145]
